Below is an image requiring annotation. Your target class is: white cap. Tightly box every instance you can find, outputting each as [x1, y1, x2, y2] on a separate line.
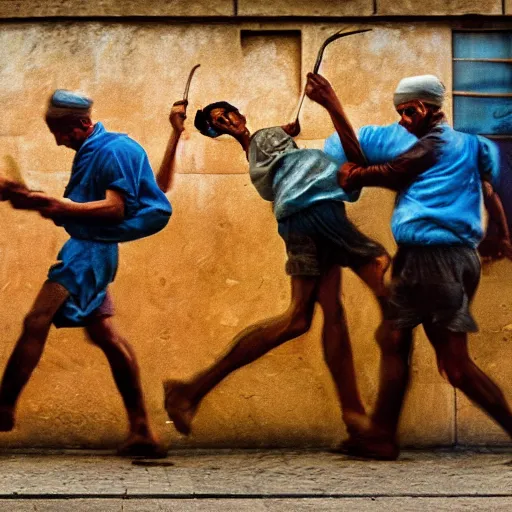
[393, 75, 445, 108]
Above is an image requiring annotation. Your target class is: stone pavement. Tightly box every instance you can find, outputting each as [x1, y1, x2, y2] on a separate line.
[0, 448, 510, 511]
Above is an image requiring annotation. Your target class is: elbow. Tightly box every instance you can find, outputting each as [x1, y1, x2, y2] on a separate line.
[109, 203, 125, 223]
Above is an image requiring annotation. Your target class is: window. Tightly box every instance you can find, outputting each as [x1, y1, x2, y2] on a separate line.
[453, 30, 512, 137]
[453, 30, 512, 232]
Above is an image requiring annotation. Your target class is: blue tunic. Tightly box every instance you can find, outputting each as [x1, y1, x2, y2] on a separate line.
[390, 124, 499, 247]
[324, 122, 418, 166]
[325, 122, 500, 248]
[49, 123, 172, 327]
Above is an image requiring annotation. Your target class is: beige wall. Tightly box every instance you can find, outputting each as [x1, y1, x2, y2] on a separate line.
[377, 0, 503, 16]
[0, 18, 510, 449]
[0, 0, 507, 17]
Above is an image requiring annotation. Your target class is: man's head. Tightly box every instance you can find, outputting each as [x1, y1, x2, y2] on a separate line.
[194, 101, 248, 139]
[45, 90, 94, 150]
[393, 75, 445, 137]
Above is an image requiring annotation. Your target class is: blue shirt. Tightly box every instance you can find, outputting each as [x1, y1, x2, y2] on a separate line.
[391, 124, 499, 247]
[324, 122, 418, 166]
[324, 122, 500, 248]
[63, 122, 172, 242]
[48, 123, 172, 327]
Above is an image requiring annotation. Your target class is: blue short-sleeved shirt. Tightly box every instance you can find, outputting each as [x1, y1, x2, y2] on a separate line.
[49, 123, 172, 327]
[63, 122, 172, 242]
[391, 124, 500, 247]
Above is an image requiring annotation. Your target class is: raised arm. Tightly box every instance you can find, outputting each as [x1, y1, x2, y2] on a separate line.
[305, 72, 366, 166]
[156, 100, 188, 193]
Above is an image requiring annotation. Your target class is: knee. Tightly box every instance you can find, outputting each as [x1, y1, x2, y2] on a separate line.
[87, 320, 119, 349]
[287, 310, 314, 338]
[376, 323, 410, 356]
[439, 359, 469, 389]
[23, 310, 53, 339]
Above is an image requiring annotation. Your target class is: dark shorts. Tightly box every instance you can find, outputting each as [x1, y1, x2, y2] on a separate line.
[386, 245, 481, 332]
[277, 201, 387, 276]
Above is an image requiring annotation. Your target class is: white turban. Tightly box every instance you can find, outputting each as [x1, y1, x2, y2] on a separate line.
[393, 75, 445, 108]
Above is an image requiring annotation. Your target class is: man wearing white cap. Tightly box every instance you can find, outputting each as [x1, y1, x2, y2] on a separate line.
[334, 74, 512, 459]
[0, 89, 172, 457]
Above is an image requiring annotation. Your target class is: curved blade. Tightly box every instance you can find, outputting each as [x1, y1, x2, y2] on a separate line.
[3, 155, 27, 187]
[292, 28, 372, 123]
[313, 28, 371, 74]
[183, 64, 200, 102]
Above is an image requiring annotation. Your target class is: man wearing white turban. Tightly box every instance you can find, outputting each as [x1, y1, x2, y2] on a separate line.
[333, 74, 512, 459]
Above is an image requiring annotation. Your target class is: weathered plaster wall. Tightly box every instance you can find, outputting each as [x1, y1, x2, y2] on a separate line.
[0, 1, 234, 17]
[377, 1, 503, 16]
[0, 20, 510, 449]
[237, 1, 374, 17]
[0, 0, 507, 18]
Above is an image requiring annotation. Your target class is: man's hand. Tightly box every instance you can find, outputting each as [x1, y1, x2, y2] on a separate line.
[499, 238, 512, 261]
[0, 177, 22, 201]
[281, 119, 301, 137]
[169, 100, 188, 133]
[8, 186, 51, 210]
[305, 72, 340, 110]
[338, 162, 359, 191]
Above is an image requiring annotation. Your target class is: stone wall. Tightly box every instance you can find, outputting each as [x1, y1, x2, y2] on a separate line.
[0, 10, 510, 449]
[0, 0, 508, 17]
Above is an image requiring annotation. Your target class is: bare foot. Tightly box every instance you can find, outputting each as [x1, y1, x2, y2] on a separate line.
[343, 411, 372, 437]
[117, 433, 167, 459]
[0, 407, 15, 432]
[333, 415, 400, 461]
[163, 380, 197, 436]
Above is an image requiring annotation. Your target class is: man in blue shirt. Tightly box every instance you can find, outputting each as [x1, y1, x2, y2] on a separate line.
[0, 90, 171, 457]
[334, 75, 512, 459]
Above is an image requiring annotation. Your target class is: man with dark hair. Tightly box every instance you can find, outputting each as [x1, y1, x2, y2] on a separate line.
[332, 74, 512, 459]
[162, 74, 414, 442]
[0, 89, 172, 457]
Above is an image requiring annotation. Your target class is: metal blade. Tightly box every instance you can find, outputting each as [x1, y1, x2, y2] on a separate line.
[292, 28, 372, 123]
[3, 155, 27, 187]
[183, 64, 201, 102]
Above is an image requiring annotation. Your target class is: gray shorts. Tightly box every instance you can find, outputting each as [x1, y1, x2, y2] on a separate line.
[386, 245, 481, 332]
[277, 201, 387, 276]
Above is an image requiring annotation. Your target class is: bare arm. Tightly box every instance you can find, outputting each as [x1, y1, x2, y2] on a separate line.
[9, 188, 125, 223]
[305, 72, 366, 166]
[338, 134, 439, 192]
[156, 100, 187, 193]
[481, 180, 512, 260]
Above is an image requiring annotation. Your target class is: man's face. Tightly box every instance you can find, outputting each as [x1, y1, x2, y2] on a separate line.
[396, 100, 429, 136]
[209, 107, 247, 137]
[46, 117, 92, 150]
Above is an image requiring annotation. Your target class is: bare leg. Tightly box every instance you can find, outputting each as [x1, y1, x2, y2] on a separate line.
[316, 265, 366, 433]
[85, 317, 166, 457]
[354, 253, 391, 313]
[345, 321, 414, 460]
[372, 322, 414, 437]
[0, 281, 69, 431]
[425, 323, 512, 438]
[164, 276, 319, 435]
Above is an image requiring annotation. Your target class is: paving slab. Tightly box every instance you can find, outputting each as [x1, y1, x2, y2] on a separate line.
[0, 449, 510, 510]
[3, 497, 512, 511]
